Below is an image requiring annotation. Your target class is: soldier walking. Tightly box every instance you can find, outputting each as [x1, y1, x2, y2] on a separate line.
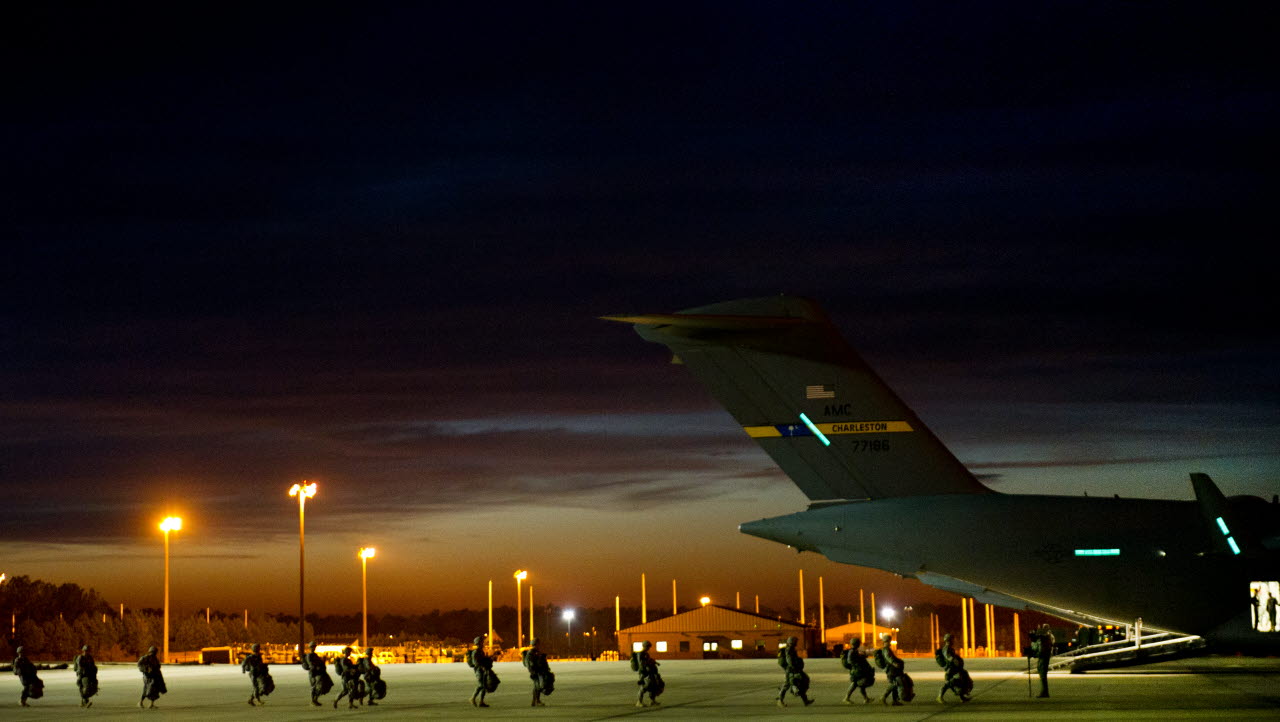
[73, 645, 99, 708]
[12, 646, 43, 707]
[137, 645, 166, 708]
[874, 633, 912, 705]
[333, 646, 365, 708]
[468, 636, 499, 707]
[522, 637, 554, 707]
[302, 641, 334, 706]
[841, 639, 875, 704]
[358, 647, 387, 705]
[631, 640, 664, 707]
[776, 635, 814, 707]
[935, 633, 972, 703]
[241, 643, 273, 706]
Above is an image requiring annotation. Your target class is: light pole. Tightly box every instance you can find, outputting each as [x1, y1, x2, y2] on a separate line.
[159, 516, 182, 664]
[514, 570, 527, 647]
[289, 481, 316, 660]
[359, 547, 376, 649]
[563, 609, 575, 653]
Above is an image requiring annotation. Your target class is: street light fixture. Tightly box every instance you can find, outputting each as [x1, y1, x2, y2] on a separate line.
[514, 570, 528, 647]
[289, 481, 317, 659]
[159, 516, 182, 664]
[563, 609, 575, 652]
[359, 547, 376, 649]
[700, 596, 711, 607]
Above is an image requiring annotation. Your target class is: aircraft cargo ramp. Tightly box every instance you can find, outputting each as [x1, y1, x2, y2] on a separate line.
[1051, 632, 1208, 673]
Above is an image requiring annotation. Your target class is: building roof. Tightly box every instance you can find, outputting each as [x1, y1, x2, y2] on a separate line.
[619, 605, 806, 634]
[824, 622, 897, 641]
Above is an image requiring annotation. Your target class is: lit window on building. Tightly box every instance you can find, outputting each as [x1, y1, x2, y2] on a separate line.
[632, 642, 644, 652]
[656, 641, 668, 652]
[731, 639, 744, 649]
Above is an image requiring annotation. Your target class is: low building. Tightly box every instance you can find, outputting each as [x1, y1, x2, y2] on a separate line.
[618, 605, 817, 660]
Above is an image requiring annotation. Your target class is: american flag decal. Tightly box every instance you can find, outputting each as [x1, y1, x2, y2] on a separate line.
[805, 384, 835, 399]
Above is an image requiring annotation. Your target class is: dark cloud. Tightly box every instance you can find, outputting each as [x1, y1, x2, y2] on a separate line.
[1, 2, 1276, 604]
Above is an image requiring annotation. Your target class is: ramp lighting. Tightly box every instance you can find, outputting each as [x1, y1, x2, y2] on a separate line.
[700, 596, 711, 606]
[798, 413, 831, 447]
[1074, 549, 1121, 557]
[881, 607, 895, 622]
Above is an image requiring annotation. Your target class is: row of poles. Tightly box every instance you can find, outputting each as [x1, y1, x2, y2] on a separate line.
[155, 481, 1023, 662]
[154, 481, 378, 664]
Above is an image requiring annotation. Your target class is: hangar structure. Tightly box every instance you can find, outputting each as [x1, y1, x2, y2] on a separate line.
[617, 604, 816, 660]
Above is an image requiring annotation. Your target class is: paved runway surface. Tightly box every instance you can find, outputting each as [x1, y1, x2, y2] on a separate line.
[4, 656, 1278, 720]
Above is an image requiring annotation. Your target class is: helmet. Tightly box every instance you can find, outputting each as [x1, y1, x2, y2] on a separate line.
[364, 648, 373, 656]
[474, 636, 485, 645]
[879, 633, 892, 643]
[81, 645, 91, 652]
[251, 643, 261, 652]
[148, 645, 158, 654]
[309, 641, 319, 650]
[342, 646, 353, 655]
[642, 640, 652, 649]
[530, 637, 539, 646]
[787, 636, 798, 646]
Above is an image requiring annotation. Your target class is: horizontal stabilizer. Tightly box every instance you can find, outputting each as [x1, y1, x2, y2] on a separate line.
[608, 296, 989, 501]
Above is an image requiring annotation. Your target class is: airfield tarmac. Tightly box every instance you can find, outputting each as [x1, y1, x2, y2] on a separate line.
[3, 656, 1278, 720]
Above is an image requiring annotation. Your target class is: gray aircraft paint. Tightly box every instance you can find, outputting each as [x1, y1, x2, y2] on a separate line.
[605, 296, 1280, 648]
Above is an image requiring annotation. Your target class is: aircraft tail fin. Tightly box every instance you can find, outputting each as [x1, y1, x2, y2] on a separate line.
[604, 296, 989, 501]
[1191, 472, 1254, 556]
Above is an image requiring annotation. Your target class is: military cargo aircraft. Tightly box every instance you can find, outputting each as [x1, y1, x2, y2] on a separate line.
[605, 296, 1279, 649]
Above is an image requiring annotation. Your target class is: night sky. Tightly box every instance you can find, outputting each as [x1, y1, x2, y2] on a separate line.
[3, 3, 1276, 619]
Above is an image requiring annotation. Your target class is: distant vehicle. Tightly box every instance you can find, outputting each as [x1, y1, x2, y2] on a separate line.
[605, 296, 1279, 649]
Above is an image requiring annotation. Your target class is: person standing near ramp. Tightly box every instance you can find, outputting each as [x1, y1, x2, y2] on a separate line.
[1032, 624, 1054, 698]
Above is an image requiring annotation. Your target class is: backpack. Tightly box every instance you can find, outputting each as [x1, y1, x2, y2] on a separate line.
[841, 650, 855, 670]
[935, 648, 947, 668]
[467, 650, 477, 669]
[630, 654, 641, 672]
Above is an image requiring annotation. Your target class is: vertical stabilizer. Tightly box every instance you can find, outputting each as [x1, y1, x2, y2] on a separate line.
[604, 296, 989, 501]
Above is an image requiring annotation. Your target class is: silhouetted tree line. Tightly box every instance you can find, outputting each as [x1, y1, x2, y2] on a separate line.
[1, 576, 314, 661]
